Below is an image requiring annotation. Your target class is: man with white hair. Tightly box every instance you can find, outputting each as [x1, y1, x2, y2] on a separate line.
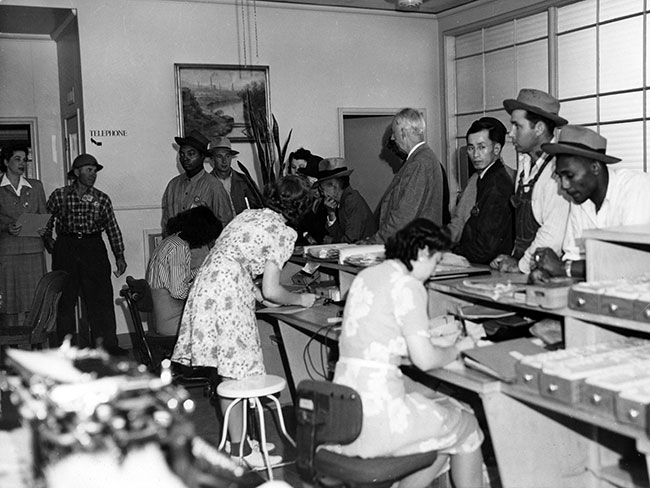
[363, 108, 450, 243]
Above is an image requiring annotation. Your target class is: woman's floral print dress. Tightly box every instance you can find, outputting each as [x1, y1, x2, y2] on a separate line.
[329, 260, 483, 457]
[172, 209, 296, 379]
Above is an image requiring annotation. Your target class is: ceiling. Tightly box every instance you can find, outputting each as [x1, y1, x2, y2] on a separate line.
[0, 5, 74, 37]
[0, 1, 481, 38]
[261, 0, 480, 14]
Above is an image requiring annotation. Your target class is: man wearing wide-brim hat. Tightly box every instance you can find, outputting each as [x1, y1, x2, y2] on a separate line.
[208, 136, 262, 215]
[161, 130, 233, 234]
[316, 157, 376, 243]
[45, 153, 128, 355]
[490, 88, 571, 274]
[530, 125, 650, 281]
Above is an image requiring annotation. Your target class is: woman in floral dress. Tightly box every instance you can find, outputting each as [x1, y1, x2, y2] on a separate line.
[331, 219, 484, 488]
[172, 175, 317, 467]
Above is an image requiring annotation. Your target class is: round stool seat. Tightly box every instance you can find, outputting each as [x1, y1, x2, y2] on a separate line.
[217, 374, 286, 399]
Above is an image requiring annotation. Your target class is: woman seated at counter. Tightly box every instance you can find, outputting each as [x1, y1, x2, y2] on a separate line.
[146, 206, 222, 336]
[330, 218, 484, 488]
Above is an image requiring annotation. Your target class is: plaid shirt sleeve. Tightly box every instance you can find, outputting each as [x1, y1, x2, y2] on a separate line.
[96, 192, 125, 258]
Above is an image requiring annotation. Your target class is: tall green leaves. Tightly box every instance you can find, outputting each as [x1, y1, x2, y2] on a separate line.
[246, 90, 292, 185]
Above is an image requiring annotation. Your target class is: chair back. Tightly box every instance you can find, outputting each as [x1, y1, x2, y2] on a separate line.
[120, 277, 155, 369]
[27, 271, 69, 345]
[295, 380, 363, 482]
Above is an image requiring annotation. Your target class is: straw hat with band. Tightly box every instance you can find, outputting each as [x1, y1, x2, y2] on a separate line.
[174, 130, 212, 157]
[503, 88, 568, 127]
[209, 136, 239, 155]
[541, 125, 621, 165]
[317, 157, 353, 183]
[67, 153, 103, 179]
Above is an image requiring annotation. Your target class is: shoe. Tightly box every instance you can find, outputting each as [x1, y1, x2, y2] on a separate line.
[225, 439, 276, 455]
[235, 450, 283, 471]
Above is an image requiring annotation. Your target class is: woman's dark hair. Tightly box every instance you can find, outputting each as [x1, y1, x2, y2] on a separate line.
[166, 206, 223, 248]
[0, 144, 29, 173]
[385, 218, 452, 271]
[263, 175, 314, 227]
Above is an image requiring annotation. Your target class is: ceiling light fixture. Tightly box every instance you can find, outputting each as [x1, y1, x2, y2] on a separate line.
[397, 0, 423, 9]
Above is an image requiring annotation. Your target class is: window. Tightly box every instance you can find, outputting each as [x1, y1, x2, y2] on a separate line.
[447, 0, 649, 191]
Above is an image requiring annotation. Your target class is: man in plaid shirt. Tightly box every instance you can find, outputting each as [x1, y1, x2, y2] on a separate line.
[45, 154, 127, 355]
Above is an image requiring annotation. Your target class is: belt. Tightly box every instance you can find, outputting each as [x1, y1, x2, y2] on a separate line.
[60, 231, 102, 239]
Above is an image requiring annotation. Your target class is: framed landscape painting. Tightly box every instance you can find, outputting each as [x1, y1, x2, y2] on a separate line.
[175, 64, 270, 142]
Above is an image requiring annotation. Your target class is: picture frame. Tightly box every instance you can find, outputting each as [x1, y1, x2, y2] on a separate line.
[143, 228, 164, 267]
[174, 63, 270, 142]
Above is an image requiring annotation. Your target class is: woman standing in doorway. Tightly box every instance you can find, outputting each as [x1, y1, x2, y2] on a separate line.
[0, 144, 48, 327]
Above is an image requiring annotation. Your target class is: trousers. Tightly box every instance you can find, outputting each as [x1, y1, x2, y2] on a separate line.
[52, 234, 118, 348]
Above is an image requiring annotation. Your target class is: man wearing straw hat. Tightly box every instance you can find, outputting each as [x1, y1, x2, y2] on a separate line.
[490, 89, 571, 274]
[316, 157, 376, 243]
[208, 136, 262, 216]
[531, 125, 650, 280]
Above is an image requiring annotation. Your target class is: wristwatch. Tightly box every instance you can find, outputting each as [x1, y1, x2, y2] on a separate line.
[564, 259, 572, 278]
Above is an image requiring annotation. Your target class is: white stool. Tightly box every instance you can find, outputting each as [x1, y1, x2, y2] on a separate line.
[217, 374, 296, 479]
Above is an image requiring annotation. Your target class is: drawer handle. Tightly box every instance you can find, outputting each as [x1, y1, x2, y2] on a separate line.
[576, 297, 586, 307]
[628, 409, 639, 420]
[608, 303, 619, 313]
[547, 384, 558, 393]
[591, 394, 601, 405]
[523, 374, 534, 383]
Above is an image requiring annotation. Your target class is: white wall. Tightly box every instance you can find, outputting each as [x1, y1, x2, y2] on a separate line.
[0, 38, 64, 197]
[3, 0, 442, 337]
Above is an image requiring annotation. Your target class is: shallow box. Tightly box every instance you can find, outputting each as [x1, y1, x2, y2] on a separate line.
[514, 338, 650, 395]
[616, 383, 650, 431]
[598, 293, 637, 321]
[579, 365, 650, 421]
[526, 279, 572, 309]
[568, 285, 601, 314]
[539, 345, 650, 404]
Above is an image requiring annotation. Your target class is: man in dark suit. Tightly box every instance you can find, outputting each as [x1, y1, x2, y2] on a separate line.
[454, 117, 514, 264]
[363, 108, 450, 243]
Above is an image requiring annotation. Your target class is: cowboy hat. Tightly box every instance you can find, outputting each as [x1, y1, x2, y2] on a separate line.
[541, 125, 621, 164]
[209, 136, 239, 155]
[317, 157, 354, 183]
[67, 153, 103, 179]
[503, 88, 568, 127]
[174, 130, 211, 157]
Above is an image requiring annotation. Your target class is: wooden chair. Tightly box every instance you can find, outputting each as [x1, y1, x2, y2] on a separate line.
[295, 379, 440, 488]
[0, 270, 69, 363]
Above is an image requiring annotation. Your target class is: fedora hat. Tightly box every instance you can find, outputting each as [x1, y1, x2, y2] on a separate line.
[209, 136, 239, 155]
[541, 125, 621, 164]
[503, 89, 568, 127]
[174, 130, 211, 157]
[317, 157, 354, 183]
[67, 153, 103, 179]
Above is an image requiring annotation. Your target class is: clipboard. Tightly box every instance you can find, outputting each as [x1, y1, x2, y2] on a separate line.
[16, 213, 51, 237]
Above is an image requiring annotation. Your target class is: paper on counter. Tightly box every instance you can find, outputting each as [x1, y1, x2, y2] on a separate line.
[338, 244, 385, 265]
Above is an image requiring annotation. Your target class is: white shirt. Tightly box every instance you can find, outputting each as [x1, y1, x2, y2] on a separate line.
[406, 141, 425, 160]
[0, 174, 32, 196]
[514, 149, 570, 273]
[563, 168, 650, 260]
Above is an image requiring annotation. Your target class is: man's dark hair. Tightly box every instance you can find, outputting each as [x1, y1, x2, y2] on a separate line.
[166, 206, 223, 248]
[523, 112, 557, 136]
[385, 218, 452, 272]
[466, 117, 507, 146]
[0, 144, 30, 173]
